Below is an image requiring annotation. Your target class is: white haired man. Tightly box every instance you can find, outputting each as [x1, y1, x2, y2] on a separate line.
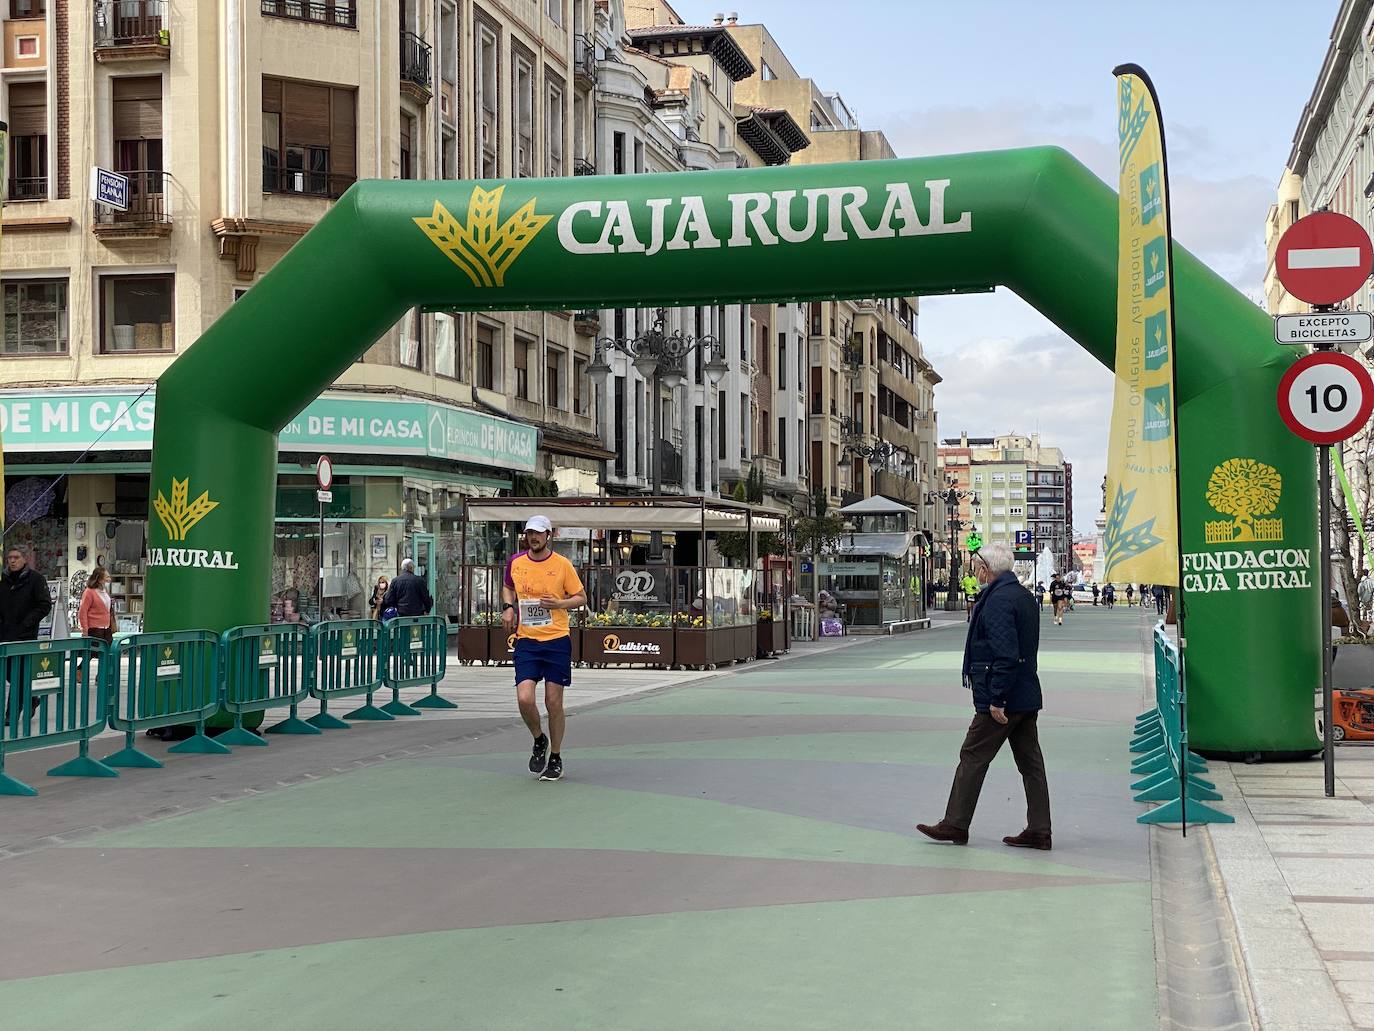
[379, 557, 432, 618]
[917, 540, 1052, 850]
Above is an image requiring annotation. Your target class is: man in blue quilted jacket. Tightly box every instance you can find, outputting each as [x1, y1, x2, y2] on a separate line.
[917, 540, 1052, 850]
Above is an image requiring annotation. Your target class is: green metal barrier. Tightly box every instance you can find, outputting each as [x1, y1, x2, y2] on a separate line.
[308, 620, 389, 729]
[382, 616, 452, 715]
[105, 630, 228, 768]
[219, 624, 318, 746]
[1134, 625, 1233, 827]
[0, 637, 118, 796]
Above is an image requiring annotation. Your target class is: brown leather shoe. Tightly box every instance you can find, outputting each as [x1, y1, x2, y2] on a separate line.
[916, 821, 969, 845]
[1002, 829, 1052, 850]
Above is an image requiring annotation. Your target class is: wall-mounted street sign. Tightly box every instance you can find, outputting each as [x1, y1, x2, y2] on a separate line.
[1274, 311, 1373, 346]
[1277, 351, 1374, 445]
[90, 167, 129, 211]
[1275, 212, 1373, 306]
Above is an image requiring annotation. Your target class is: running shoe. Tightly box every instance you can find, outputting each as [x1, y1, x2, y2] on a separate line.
[540, 754, 563, 781]
[529, 733, 549, 774]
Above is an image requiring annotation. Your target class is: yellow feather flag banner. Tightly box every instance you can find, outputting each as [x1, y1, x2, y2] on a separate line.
[1104, 67, 1178, 585]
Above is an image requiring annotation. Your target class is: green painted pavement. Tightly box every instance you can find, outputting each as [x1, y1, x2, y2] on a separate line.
[74, 762, 1094, 878]
[599, 686, 978, 717]
[0, 886, 1155, 1031]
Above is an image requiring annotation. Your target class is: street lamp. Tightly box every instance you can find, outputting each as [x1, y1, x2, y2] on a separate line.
[587, 308, 729, 497]
[925, 476, 975, 611]
[844, 439, 912, 476]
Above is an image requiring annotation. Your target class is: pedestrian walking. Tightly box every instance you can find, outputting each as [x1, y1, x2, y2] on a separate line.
[1103, 583, 1115, 609]
[1, 545, 52, 725]
[1358, 569, 1373, 627]
[916, 541, 1051, 850]
[1152, 583, 1167, 617]
[501, 514, 586, 782]
[1091, 583, 1100, 606]
[369, 575, 389, 620]
[1035, 581, 1046, 610]
[379, 559, 431, 617]
[1049, 574, 1069, 626]
[1124, 583, 1135, 606]
[77, 566, 114, 647]
[962, 571, 980, 622]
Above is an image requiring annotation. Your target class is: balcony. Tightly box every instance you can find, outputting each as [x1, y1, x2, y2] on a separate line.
[94, 0, 169, 61]
[92, 170, 172, 239]
[8, 177, 47, 202]
[573, 157, 596, 177]
[263, 165, 355, 200]
[400, 30, 433, 103]
[260, 0, 357, 28]
[573, 310, 600, 336]
[573, 34, 596, 86]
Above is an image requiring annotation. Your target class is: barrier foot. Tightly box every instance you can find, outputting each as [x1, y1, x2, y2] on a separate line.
[168, 730, 232, 755]
[47, 754, 119, 779]
[265, 715, 322, 735]
[217, 727, 268, 747]
[380, 698, 423, 717]
[1134, 779, 1224, 804]
[0, 770, 37, 796]
[1138, 797, 1234, 825]
[103, 745, 163, 769]
[1130, 734, 1164, 753]
[308, 711, 352, 730]
[344, 703, 396, 722]
[1131, 754, 1169, 776]
[1131, 769, 1174, 792]
[411, 692, 457, 710]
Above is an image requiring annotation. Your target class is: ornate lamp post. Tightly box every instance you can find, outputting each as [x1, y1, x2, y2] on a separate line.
[926, 477, 975, 610]
[586, 308, 730, 497]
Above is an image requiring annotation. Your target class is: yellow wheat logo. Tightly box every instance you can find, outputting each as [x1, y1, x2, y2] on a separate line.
[1204, 458, 1284, 545]
[413, 185, 551, 288]
[153, 477, 219, 542]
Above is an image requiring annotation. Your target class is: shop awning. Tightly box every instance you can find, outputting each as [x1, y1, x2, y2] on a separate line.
[464, 498, 782, 533]
[840, 495, 917, 516]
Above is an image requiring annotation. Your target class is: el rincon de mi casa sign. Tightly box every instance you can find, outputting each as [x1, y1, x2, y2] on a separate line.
[142, 151, 1322, 757]
[0, 390, 538, 472]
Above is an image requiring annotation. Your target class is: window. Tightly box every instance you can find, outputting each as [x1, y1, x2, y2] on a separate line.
[991, 472, 1005, 482]
[545, 78, 564, 176]
[546, 0, 561, 25]
[573, 356, 587, 414]
[112, 76, 163, 213]
[435, 312, 458, 379]
[399, 109, 415, 179]
[778, 416, 786, 468]
[991, 522, 1007, 533]
[262, 77, 357, 197]
[400, 309, 423, 370]
[777, 332, 786, 388]
[476, 323, 496, 390]
[761, 60, 774, 81]
[513, 47, 534, 177]
[514, 335, 532, 399]
[740, 395, 749, 459]
[3, 278, 67, 355]
[15, 35, 38, 58]
[260, 0, 356, 27]
[719, 391, 727, 460]
[100, 274, 174, 353]
[1009, 472, 1023, 482]
[441, 127, 456, 179]
[476, 21, 499, 177]
[9, 0, 44, 17]
[7, 81, 46, 200]
[972, 474, 983, 484]
[613, 131, 626, 175]
[546, 347, 563, 409]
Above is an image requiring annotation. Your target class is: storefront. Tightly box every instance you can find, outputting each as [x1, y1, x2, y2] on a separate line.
[810, 496, 925, 631]
[1, 388, 536, 631]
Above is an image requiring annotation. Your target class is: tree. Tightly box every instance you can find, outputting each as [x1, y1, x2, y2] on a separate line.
[1205, 458, 1281, 542]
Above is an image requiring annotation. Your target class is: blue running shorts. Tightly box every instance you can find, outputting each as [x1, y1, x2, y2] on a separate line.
[513, 635, 573, 687]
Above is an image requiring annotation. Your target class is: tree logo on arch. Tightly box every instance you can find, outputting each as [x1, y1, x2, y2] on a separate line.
[1205, 458, 1283, 544]
[414, 185, 552, 288]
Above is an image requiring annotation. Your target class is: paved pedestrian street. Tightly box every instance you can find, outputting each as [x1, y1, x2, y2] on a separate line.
[1, 611, 1167, 1029]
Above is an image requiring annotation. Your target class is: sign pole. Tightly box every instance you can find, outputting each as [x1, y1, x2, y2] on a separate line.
[315, 455, 334, 623]
[318, 495, 325, 621]
[1319, 439, 1336, 797]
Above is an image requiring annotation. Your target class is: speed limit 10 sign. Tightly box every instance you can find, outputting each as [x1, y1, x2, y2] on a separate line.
[1277, 351, 1374, 444]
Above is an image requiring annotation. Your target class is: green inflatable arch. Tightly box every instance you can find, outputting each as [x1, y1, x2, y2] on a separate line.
[145, 146, 1318, 757]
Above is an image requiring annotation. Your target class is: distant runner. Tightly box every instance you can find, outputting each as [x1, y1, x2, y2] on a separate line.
[501, 515, 586, 782]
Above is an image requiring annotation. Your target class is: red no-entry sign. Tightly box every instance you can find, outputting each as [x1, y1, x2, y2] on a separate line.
[1276, 212, 1373, 306]
[1277, 351, 1374, 444]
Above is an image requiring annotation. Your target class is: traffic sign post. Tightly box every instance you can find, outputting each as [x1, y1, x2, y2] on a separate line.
[316, 456, 332, 620]
[1277, 350, 1374, 798]
[1275, 212, 1373, 306]
[1274, 311, 1373, 348]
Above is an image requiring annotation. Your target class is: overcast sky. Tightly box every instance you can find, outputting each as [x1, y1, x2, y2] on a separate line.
[691, 0, 1339, 532]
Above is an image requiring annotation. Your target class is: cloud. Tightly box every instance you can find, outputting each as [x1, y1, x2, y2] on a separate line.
[923, 322, 1114, 535]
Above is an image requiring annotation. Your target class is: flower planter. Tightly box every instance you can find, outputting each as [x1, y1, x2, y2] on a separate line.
[733, 625, 756, 663]
[582, 627, 674, 666]
[756, 619, 776, 659]
[488, 626, 517, 665]
[457, 625, 489, 664]
[674, 627, 734, 668]
[571, 627, 583, 664]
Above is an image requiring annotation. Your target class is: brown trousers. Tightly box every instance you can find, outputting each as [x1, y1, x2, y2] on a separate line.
[944, 711, 1051, 834]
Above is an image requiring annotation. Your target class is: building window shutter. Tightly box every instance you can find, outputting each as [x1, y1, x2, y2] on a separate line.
[8, 81, 46, 136]
[112, 76, 162, 139]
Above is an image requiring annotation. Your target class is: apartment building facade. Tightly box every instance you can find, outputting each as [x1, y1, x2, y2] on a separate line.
[937, 433, 1072, 573]
[0, 0, 603, 626]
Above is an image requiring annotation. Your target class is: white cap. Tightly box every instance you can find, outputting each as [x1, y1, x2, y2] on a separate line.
[524, 515, 553, 533]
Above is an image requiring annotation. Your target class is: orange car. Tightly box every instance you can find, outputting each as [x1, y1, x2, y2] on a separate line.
[1333, 689, 1374, 742]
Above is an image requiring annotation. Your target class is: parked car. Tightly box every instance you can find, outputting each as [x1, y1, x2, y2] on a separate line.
[1072, 585, 1096, 603]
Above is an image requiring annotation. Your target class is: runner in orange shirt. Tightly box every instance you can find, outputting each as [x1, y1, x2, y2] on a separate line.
[501, 515, 586, 781]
